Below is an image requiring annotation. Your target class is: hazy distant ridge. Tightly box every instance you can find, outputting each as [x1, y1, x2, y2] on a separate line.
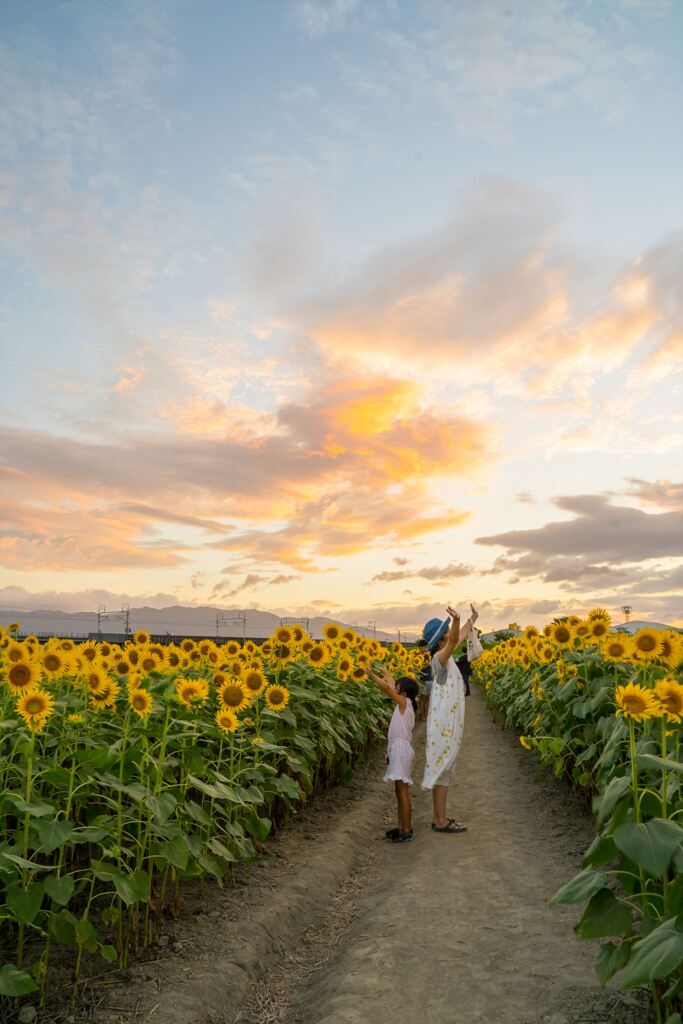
[0, 605, 408, 643]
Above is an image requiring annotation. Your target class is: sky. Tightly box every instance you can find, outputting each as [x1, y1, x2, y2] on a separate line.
[1, 0, 682, 635]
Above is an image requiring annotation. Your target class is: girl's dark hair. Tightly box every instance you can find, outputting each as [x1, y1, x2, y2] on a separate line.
[396, 675, 419, 714]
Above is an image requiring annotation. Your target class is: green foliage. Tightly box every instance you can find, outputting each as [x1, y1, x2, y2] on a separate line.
[477, 636, 682, 1019]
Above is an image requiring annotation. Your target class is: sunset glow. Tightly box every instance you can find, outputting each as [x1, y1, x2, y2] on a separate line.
[1, 0, 681, 634]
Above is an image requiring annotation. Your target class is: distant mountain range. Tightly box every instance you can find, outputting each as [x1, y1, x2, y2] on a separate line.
[0, 604, 412, 643]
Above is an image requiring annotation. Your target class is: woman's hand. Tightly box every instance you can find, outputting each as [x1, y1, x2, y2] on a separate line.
[446, 605, 460, 621]
[470, 604, 479, 623]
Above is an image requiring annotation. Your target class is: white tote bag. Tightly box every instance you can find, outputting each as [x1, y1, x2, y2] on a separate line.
[467, 631, 484, 662]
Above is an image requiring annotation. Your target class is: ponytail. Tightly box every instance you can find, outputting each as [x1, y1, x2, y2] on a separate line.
[396, 676, 419, 714]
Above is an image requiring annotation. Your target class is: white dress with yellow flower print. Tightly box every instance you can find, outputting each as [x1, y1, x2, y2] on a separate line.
[422, 652, 465, 790]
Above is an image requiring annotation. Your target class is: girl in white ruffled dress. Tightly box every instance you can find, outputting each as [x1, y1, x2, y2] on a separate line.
[369, 665, 419, 843]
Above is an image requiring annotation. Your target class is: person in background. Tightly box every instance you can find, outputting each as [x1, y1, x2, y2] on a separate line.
[455, 645, 471, 696]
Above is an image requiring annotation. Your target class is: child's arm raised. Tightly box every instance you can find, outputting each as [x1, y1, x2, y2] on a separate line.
[368, 665, 406, 708]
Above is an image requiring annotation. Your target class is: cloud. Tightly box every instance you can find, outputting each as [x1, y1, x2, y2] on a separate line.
[333, 0, 666, 140]
[0, 498, 189, 571]
[477, 489, 683, 609]
[369, 561, 473, 583]
[290, 0, 360, 38]
[621, 478, 683, 511]
[478, 493, 683, 564]
[1, 373, 489, 572]
[299, 185, 678, 398]
[0, 585, 184, 613]
[211, 572, 301, 599]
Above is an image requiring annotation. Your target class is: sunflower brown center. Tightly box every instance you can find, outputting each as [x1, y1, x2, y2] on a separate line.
[10, 665, 31, 686]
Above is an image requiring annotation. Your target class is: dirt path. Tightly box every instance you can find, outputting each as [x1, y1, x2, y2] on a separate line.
[229, 686, 646, 1024]
[43, 688, 647, 1024]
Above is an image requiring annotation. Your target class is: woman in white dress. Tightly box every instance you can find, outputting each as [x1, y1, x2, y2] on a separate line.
[422, 604, 478, 833]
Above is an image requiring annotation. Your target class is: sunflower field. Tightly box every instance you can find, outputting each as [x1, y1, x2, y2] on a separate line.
[476, 611, 683, 1022]
[0, 621, 423, 1009]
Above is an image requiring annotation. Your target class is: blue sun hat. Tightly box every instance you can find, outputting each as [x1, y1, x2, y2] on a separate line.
[423, 616, 449, 652]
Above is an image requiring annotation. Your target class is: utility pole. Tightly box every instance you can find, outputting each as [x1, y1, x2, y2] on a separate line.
[397, 629, 402, 644]
[368, 619, 377, 640]
[622, 605, 632, 623]
[280, 616, 310, 632]
[97, 604, 106, 639]
[217, 611, 247, 641]
[122, 603, 130, 637]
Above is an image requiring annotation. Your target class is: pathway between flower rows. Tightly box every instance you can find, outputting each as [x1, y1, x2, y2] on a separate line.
[229, 686, 646, 1024]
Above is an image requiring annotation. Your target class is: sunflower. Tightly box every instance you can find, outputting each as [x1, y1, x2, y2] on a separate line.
[274, 626, 292, 644]
[243, 669, 267, 697]
[112, 655, 132, 677]
[125, 644, 141, 664]
[167, 648, 182, 668]
[323, 623, 341, 642]
[5, 641, 28, 664]
[336, 668, 349, 683]
[176, 678, 206, 707]
[244, 641, 257, 655]
[218, 680, 250, 711]
[198, 640, 214, 657]
[78, 642, 100, 663]
[42, 650, 71, 676]
[601, 634, 632, 662]
[654, 678, 683, 724]
[17, 689, 54, 731]
[614, 683, 661, 722]
[139, 651, 162, 674]
[59, 639, 76, 651]
[351, 665, 366, 682]
[589, 618, 609, 639]
[631, 627, 662, 661]
[290, 625, 305, 643]
[129, 688, 152, 717]
[224, 640, 241, 657]
[134, 630, 151, 645]
[519, 736, 531, 750]
[659, 632, 683, 669]
[588, 607, 611, 623]
[215, 707, 239, 733]
[99, 642, 113, 657]
[338, 656, 352, 675]
[574, 621, 591, 639]
[7, 622, 21, 634]
[271, 642, 293, 664]
[307, 644, 330, 667]
[264, 684, 290, 711]
[550, 622, 574, 648]
[181, 638, 196, 654]
[67, 713, 85, 724]
[89, 679, 119, 710]
[82, 666, 109, 694]
[523, 625, 540, 640]
[6, 660, 41, 693]
[232, 660, 244, 677]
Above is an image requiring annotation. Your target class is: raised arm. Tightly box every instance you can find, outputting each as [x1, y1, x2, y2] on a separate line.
[457, 604, 479, 645]
[436, 604, 479, 668]
[368, 664, 407, 708]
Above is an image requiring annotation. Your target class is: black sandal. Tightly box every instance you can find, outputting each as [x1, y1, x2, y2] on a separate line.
[384, 827, 401, 840]
[431, 818, 456, 830]
[433, 821, 467, 833]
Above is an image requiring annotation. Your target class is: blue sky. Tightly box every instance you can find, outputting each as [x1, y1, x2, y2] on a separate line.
[1, 0, 682, 631]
